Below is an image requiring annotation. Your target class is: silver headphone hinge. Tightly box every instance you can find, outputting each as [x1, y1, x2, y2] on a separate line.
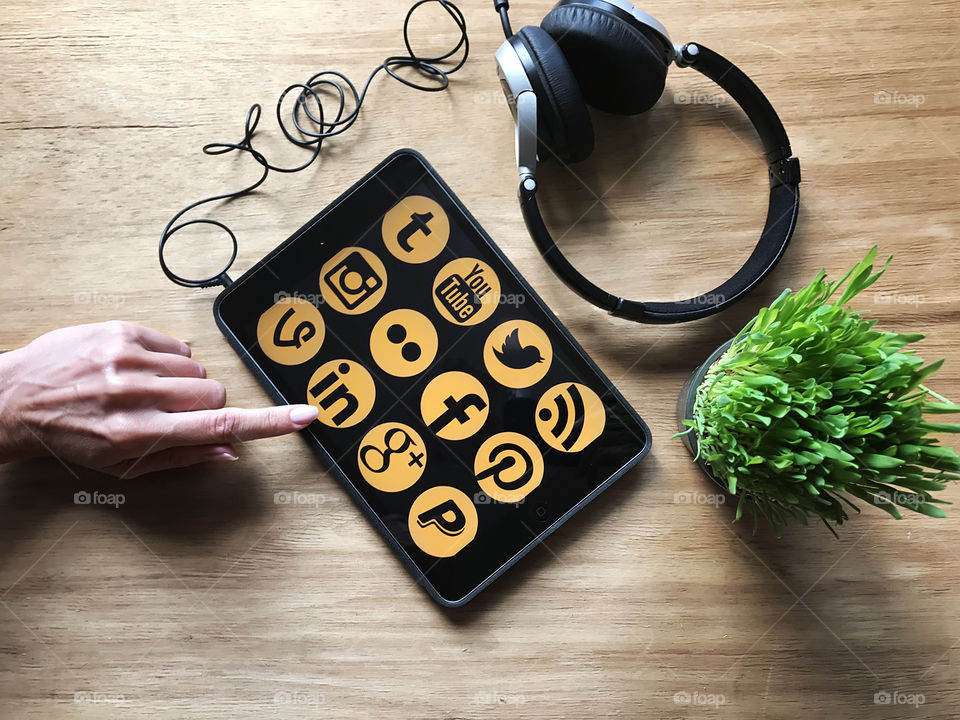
[514, 90, 539, 184]
[674, 42, 700, 68]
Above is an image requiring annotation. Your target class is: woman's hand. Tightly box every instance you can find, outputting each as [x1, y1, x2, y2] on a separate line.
[0, 321, 318, 477]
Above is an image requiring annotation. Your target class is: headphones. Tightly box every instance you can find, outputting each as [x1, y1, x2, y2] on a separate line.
[494, 0, 801, 323]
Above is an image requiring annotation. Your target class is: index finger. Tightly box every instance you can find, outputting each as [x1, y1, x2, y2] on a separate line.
[158, 404, 319, 447]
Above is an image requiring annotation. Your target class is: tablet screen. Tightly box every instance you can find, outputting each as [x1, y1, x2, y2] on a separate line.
[215, 150, 651, 605]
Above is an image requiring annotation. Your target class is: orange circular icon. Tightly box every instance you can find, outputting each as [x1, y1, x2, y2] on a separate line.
[483, 319, 553, 388]
[420, 371, 489, 441]
[432, 257, 501, 326]
[319, 246, 388, 315]
[256, 296, 325, 366]
[474, 432, 544, 504]
[306, 359, 376, 428]
[408, 485, 478, 558]
[370, 309, 438, 378]
[382, 195, 450, 264]
[357, 422, 427, 493]
[535, 382, 606, 453]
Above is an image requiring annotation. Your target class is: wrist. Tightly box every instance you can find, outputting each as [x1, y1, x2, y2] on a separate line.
[0, 347, 38, 463]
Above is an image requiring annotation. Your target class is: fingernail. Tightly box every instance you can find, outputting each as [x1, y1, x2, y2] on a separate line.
[289, 405, 319, 427]
[210, 445, 238, 462]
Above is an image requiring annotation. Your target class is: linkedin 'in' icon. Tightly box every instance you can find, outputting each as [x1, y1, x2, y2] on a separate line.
[306, 358, 376, 428]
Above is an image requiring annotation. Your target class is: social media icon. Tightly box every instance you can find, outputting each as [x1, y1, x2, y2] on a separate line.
[320, 247, 387, 315]
[382, 195, 450, 264]
[535, 382, 606, 453]
[408, 485, 478, 558]
[256, 297, 326, 366]
[474, 432, 544, 504]
[483, 319, 553, 388]
[369, 308, 438, 378]
[420, 371, 489, 441]
[306, 359, 376, 428]
[432, 257, 501, 326]
[357, 422, 427, 493]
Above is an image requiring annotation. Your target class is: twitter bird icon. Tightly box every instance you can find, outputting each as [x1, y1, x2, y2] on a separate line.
[494, 328, 545, 370]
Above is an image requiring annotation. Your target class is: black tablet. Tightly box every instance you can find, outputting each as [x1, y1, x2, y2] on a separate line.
[214, 149, 651, 606]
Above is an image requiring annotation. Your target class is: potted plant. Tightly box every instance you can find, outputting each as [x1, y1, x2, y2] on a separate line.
[677, 247, 960, 535]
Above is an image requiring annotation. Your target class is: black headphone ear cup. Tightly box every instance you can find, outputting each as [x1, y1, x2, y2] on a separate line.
[541, 4, 670, 115]
[515, 26, 595, 164]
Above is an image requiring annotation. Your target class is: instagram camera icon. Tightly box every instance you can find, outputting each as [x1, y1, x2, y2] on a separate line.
[323, 251, 383, 310]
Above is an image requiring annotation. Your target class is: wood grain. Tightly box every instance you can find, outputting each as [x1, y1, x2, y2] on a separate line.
[1, 0, 959, 717]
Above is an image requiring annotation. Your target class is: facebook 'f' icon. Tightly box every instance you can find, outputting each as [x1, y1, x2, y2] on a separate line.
[420, 371, 490, 441]
[427, 393, 487, 435]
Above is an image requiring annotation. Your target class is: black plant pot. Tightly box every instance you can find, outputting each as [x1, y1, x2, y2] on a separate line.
[677, 338, 735, 494]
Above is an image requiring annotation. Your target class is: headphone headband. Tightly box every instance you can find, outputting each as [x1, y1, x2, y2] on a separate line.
[554, 0, 673, 55]
[495, 1, 801, 323]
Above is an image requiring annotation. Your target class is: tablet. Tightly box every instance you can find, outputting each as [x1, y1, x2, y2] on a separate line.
[214, 149, 651, 606]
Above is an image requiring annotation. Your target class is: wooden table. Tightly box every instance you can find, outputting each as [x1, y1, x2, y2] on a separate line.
[2, 1, 959, 717]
